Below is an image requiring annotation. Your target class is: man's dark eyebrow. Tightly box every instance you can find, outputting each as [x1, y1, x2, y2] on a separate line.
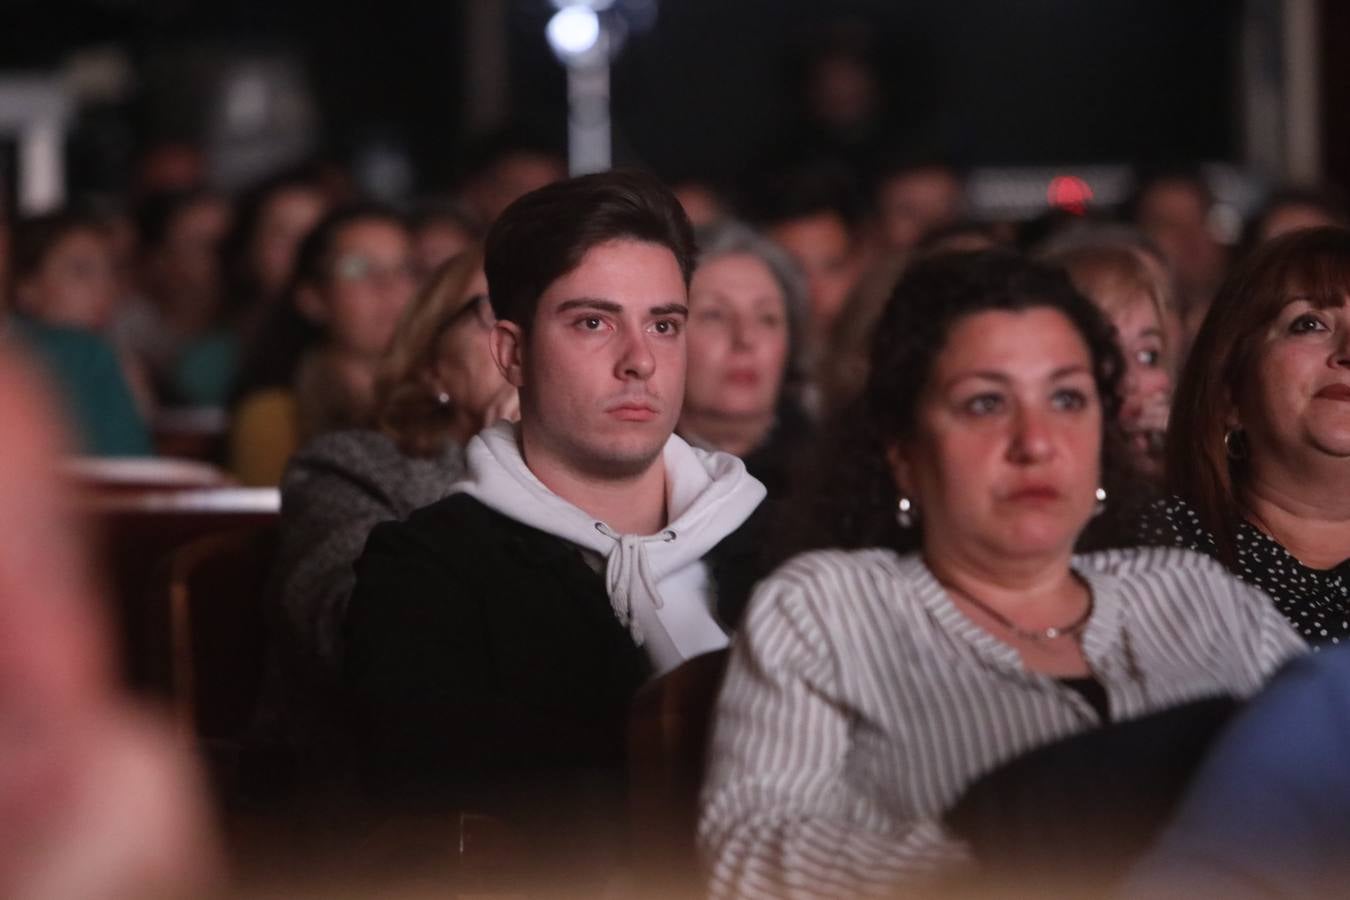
[554, 298, 689, 318]
[556, 298, 623, 315]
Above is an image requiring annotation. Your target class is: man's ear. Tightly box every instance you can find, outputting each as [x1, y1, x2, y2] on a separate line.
[295, 284, 328, 325]
[490, 320, 526, 389]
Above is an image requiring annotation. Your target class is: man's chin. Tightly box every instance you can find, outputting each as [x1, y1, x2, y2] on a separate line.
[571, 432, 669, 480]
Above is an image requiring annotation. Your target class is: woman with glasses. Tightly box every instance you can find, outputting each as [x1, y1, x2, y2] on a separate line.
[230, 205, 418, 485]
[257, 245, 516, 768]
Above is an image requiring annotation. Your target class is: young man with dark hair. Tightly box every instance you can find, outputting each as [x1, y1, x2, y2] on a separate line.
[342, 169, 768, 879]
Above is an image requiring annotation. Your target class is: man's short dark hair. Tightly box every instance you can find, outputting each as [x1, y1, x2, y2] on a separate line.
[483, 168, 696, 331]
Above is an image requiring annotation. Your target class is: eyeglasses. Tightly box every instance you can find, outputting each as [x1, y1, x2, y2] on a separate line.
[447, 293, 496, 330]
[331, 253, 419, 286]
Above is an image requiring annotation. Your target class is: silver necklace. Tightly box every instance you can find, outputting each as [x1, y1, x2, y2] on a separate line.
[945, 582, 1093, 643]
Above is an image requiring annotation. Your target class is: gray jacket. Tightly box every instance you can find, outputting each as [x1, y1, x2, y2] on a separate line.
[274, 428, 465, 685]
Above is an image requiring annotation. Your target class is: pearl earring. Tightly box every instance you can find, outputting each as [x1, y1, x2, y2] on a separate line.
[896, 496, 915, 528]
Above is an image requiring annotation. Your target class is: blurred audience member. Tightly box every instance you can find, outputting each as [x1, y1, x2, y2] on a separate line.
[262, 245, 516, 758]
[1127, 170, 1227, 345]
[1245, 184, 1349, 246]
[116, 188, 234, 405]
[10, 212, 120, 332]
[1152, 227, 1350, 646]
[871, 159, 965, 254]
[344, 171, 768, 887]
[0, 352, 218, 898]
[1048, 241, 1174, 480]
[815, 223, 1005, 417]
[231, 206, 416, 486]
[771, 20, 902, 173]
[408, 202, 480, 277]
[699, 251, 1302, 897]
[132, 140, 206, 198]
[755, 162, 868, 344]
[221, 168, 331, 354]
[814, 251, 908, 413]
[457, 130, 566, 227]
[679, 221, 812, 496]
[672, 178, 733, 230]
[4, 214, 151, 456]
[97, 206, 141, 314]
[915, 219, 1001, 257]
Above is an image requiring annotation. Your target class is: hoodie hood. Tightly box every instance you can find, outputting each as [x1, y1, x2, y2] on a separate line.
[449, 421, 766, 669]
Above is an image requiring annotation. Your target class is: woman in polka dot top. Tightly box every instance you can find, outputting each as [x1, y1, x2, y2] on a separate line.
[1148, 227, 1350, 647]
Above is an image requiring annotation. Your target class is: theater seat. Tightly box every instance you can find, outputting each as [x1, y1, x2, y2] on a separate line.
[84, 487, 277, 687]
[160, 526, 279, 743]
[627, 649, 730, 886]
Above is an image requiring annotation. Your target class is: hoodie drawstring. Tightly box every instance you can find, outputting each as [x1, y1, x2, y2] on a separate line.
[594, 522, 676, 646]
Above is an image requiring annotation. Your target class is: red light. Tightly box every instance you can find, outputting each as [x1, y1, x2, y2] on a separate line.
[1047, 175, 1093, 215]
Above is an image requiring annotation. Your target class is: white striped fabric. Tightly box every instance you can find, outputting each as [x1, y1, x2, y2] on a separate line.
[697, 545, 1307, 899]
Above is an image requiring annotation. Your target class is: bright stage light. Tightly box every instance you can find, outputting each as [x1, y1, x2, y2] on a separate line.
[546, 5, 601, 59]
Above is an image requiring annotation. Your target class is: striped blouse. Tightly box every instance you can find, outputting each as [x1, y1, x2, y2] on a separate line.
[697, 545, 1306, 899]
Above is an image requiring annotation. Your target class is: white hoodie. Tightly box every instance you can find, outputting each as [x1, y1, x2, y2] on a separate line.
[449, 421, 767, 675]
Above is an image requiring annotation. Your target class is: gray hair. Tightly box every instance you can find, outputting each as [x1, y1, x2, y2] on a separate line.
[693, 219, 810, 389]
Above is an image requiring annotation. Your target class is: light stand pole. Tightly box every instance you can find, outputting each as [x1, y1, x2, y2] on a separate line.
[547, 2, 613, 175]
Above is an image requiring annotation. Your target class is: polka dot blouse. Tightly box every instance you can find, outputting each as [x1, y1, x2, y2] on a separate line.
[1142, 496, 1350, 648]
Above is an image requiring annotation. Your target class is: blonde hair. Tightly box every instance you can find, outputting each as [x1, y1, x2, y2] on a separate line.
[373, 245, 486, 457]
[1046, 242, 1172, 353]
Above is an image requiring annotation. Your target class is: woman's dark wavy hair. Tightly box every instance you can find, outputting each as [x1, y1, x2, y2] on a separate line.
[779, 249, 1132, 561]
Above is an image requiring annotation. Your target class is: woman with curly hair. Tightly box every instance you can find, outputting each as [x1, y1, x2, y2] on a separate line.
[699, 251, 1304, 898]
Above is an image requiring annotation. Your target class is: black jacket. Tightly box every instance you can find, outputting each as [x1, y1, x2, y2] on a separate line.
[342, 493, 767, 835]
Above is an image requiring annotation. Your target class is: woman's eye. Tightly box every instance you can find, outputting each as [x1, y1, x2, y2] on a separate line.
[759, 314, 785, 329]
[1051, 388, 1089, 411]
[1134, 348, 1161, 367]
[1289, 313, 1328, 334]
[962, 394, 1004, 415]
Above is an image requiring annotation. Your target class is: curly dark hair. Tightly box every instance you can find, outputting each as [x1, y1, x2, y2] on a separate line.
[779, 249, 1134, 562]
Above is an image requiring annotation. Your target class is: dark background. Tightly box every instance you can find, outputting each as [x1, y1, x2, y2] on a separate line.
[0, 0, 1251, 194]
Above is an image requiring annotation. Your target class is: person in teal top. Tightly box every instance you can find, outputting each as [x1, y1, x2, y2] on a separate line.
[5, 314, 152, 457]
[3, 210, 152, 457]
